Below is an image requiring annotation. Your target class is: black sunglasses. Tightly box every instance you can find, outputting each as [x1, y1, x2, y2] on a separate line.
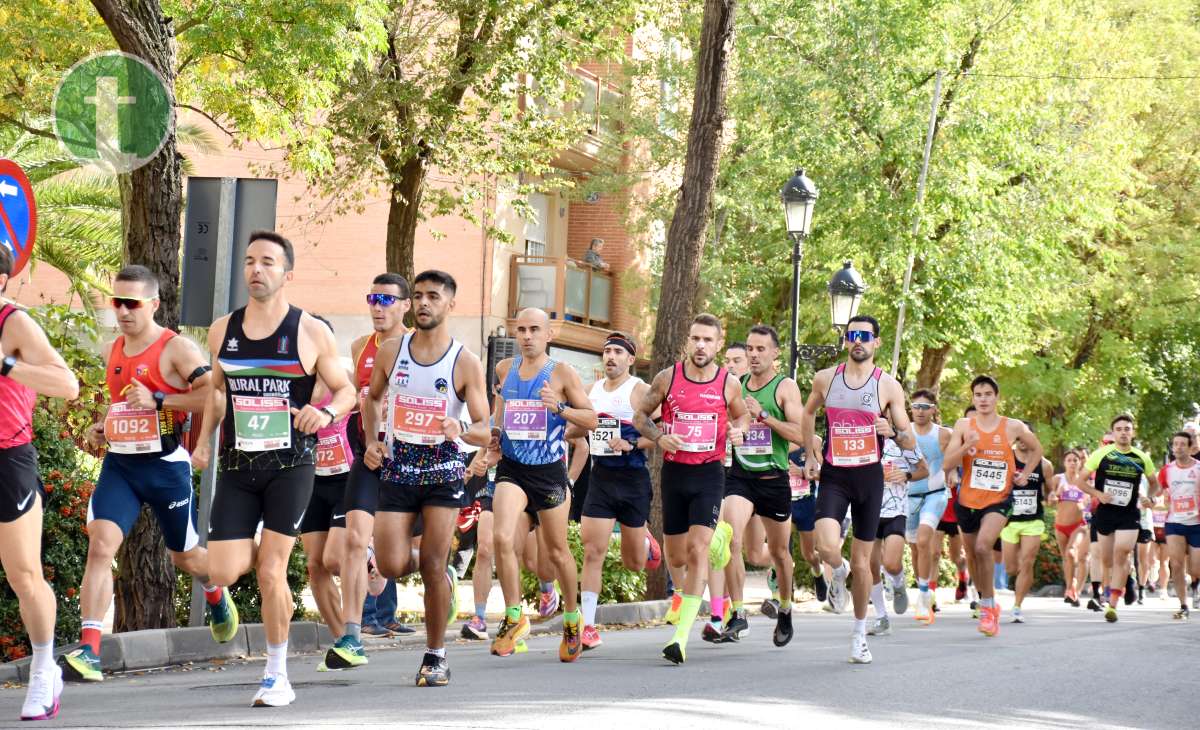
[366, 293, 403, 307]
[111, 296, 156, 310]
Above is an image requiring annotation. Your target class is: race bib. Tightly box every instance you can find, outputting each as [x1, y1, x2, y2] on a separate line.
[231, 395, 291, 452]
[1172, 494, 1198, 520]
[672, 412, 718, 453]
[1105, 479, 1134, 507]
[1012, 492, 1038, 516]
[504, 399, 548, 440]
[789, 471, 810, 499]
[1153, 508, 1168, 527]
[970, 458, 1009, 492]
[390, 393, 448, 445]
[737, 423, 773, 456]
[590, 417, 622, 457]
[315, 434, 351, 476]
[829, 424, 879, 466]
[104, 402, 162, 455]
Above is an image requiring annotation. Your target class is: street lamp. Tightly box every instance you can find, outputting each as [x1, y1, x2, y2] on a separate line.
[781, 169, 868, 376]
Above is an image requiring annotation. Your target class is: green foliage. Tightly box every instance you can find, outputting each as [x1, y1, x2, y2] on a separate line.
[0, 305, 105, 660]
[518, 522, 646, 606]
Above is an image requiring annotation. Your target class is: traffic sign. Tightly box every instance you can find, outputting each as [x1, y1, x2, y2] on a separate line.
[0, 159, 36, 277]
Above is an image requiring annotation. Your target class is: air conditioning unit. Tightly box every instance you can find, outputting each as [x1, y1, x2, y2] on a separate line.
[486, 336, 518, 406]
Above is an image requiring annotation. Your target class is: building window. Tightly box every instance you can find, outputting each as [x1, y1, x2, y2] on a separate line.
[524, 192, 550, 259]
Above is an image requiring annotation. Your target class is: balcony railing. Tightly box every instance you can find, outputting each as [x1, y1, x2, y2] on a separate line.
[509, 255, 612, 328]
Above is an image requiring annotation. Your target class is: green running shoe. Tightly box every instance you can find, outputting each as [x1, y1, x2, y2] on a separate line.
[709, 521, 733, 571]
[324, 635, 368, 669]
[60, 646, 102, 682]
[207, 589, 240, 644]
[446, 566, 459, 624]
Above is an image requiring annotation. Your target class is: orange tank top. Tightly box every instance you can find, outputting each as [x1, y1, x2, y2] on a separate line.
[104, 329, 187, 453]
[959, 416, 1016, 509]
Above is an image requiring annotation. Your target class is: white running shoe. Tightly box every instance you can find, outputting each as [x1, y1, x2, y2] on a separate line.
[1012, 606, 1025, 624]
[828, 567, 849, 614]
[867, 616, 891, 636]
[849, 633, 872, 664]
[252, 672, 295, 707]
[21, 665, 63, 721]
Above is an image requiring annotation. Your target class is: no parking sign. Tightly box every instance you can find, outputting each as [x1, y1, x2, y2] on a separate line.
[0, 159, 36, 276]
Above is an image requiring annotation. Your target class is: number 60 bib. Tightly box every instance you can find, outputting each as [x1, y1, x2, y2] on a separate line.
[231, 395, 291, 451]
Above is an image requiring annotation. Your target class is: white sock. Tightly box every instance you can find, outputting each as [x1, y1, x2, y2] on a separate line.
[31, 640, 54, 673]
[853, 618, 867, 636]
[887, 570, 905, 589]
[427, 646, 446, 658]
[832, 560, 849, 581]
[266, 641, 287, 676]
[870, 582, 888, 619]
[581, 591, 599, 627]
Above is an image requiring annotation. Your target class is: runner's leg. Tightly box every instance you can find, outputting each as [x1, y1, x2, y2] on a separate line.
[301, 531, 343, 638]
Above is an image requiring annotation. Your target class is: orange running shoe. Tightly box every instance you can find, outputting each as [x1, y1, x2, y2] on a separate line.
[559, 618, 582, 662]
[491, 615, 531, 657]
[978, 605, 1000, 637]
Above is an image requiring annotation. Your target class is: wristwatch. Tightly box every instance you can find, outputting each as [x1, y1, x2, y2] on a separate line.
[0, 355, 15, 377]
[319, 405, 338, 425]
[153, 391, 166, 411]
[555, 401, 568, 415]
[756, 411, 769, 423]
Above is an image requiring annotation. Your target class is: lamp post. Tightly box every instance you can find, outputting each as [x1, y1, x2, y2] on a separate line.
[781, 169, 868, 377]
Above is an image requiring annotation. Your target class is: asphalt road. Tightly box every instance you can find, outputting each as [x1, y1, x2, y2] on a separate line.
[1, 594, 1194, 729]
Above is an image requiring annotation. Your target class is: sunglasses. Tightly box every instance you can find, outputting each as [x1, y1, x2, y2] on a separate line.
[111, 296, 156, 310]
[911, 403, 936, 410]
[366, 293, 403, 307]
[845, 330, 875, 343]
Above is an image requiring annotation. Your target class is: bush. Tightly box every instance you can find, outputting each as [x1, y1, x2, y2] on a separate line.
[518, 523, 646, 606]
[1033, 511, 1064, 588]
[0, 305, 105, 661]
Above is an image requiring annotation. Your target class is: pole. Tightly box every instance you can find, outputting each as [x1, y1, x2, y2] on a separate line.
[891, 70, 943, 375]
[789, 232, 805, 380]
[189, 177, 237, 625]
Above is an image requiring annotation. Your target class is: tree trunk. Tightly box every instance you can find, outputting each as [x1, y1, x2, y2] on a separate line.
[915, 343, 951, 391]
[645, 0, 737, 600]
[92, 0, 183, 631]
[384, 155, 427, 284]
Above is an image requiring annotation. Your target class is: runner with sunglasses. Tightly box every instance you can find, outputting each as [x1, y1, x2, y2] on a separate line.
[905, 389, 950, 623]
[800, 315, 919, 665]
[65, 266, 234, 685]
[942, 375, 1043, 637]
[324, 274, 411, 671]
[192, 231, 356, 707]
[0, 245, 79, 720]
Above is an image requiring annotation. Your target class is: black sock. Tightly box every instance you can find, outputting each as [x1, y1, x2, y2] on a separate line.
[1091, 581, 1101, 598]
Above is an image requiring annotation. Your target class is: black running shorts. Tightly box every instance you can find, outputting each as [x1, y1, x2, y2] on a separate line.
[582, 463, 652, 528]
[210, 464, 315, 539]
[815, 461, 884, 541]
[661, 459, 724, 536]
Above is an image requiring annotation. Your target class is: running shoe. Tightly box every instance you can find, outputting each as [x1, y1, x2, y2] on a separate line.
[1124, 576, 1136, 605]
[914, 592, 931, 624]
[931, 593, 940, 613]
[1104, 604, 1119, 623]
[761, 598, 780, 619]
[970, 600, 979, 619]
[538, 587, 560, 618]
[1087, 598, 1102, 612]
[445, 566, 460, 623]
[773, 609, 793, 647]
[849, 633, 872, 664]
[709, 521, 733, 571]
[828, 570, 849, 614]
[701, 621, 723, 643]
[559, 618, 582, 662]
[955, 579, 968, 602]
[664, 593, 683, 624]
[867, 616, 891, 636]
[461, 616, 488, 640]
[892, 583, 909, 615]
[252, 672, 295, 707]
[60, 646, 102, 683]
[814, 573, 829, 604]
[720, 613, 749, 642]
[324, 635, 368, 669]
[384, 621, 416, 635]
[581, 624, 602, 651]
[361, 624, 391, 637]
[415, 652, 450, 687]
[978, 606, 1000, 637]
[1137, 587, 1144, 605]
[1173, 606, 1189, 620]
[207, 588, 240, 644]
[645, 532, 662, 571]
[1011, 606, 1025, 624]
[20, 665, 62, 721]
[491, 615, 531, 656]
[662, 641, 685, 665]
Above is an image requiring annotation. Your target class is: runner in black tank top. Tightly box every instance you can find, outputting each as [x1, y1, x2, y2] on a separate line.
[1000, 434, 1053, 623]
[192, 231, 356, 707]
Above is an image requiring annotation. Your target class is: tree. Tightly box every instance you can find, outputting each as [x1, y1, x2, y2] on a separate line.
[643, 0, 736, 600]
[306, 0, 641, 283]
